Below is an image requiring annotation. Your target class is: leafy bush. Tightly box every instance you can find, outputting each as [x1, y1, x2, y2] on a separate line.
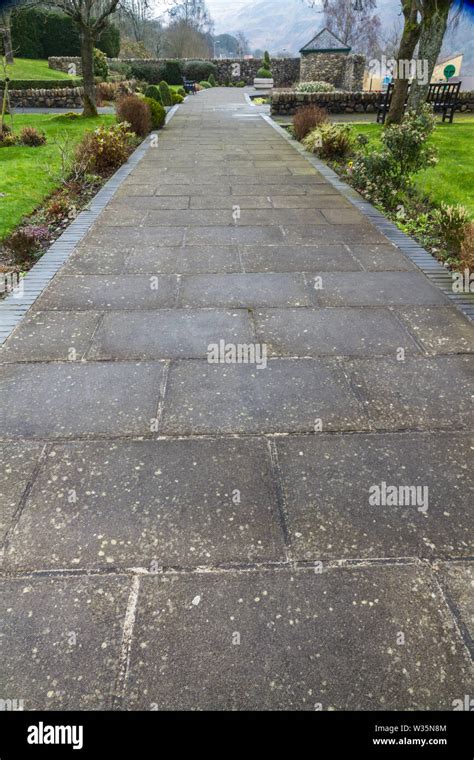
[143, 97, 166, 130]
[350, 104, 438, 208]
[171, 91, 184, 104]
[129, 61, 162, 84]
[94, 48, 109, 81]
[176, 86, 186, 97]
[19, 126, 47, 146]
[5, 225, 50, 265]
[199, 80, 212, 89]
[158, 60, 184, 85]
[296, 81, 336, 93]
[433, 203, 472, 253]
[0, 132, 17, 147]
[158, 80, 172, 107]
[75, 122, 134, 174]
[144, 84, 161, 103]
[293, 105, 328, 141]
[256, 68, 273, 78]
[116, 94, 151, 136]
[208, 73, 217, 87]
[184, 60, 217, 81]
[109, 60, 133, 79]
[302, 123, 353, 159]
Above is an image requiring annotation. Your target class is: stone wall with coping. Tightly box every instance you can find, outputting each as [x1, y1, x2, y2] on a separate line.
[300, 53, 365, 91]
[8, 87, 84, 109]
[271, 89, 474, 116]
[49, 55, 301, 87]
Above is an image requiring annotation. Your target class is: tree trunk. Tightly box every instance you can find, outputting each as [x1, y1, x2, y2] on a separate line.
[1, 11, 14, 64]
[386, 0, 422, 125]
[80, 28, 98, 118]
[407, 0, 453, 110]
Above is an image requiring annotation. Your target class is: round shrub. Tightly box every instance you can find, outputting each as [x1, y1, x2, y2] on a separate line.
[176, 86, 186, 97]
[144, 84, 162, 103]
[159, 80, 172, 107]
[302, 123, 353, 159]
[144, 97, 166, 130]
[116, 95, 151, 136]
[256, 68, 273, 78]
[171, 92, 184, 104]
[296, 81, 335, 93]
[93, 48, 109, 81]
[184, 60, 217, 81]
[19, 126, 47, 146]
[199, 80, 212, 89]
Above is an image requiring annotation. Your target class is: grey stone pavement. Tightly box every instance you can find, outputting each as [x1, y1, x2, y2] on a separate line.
[0, 88, 473, 711]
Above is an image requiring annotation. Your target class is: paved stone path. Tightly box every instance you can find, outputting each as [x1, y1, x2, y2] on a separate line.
[0, 88, 472, 711]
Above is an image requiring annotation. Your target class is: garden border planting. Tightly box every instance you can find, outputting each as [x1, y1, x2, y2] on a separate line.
[0, 106, 180, 344]
[261, 113, 474, 322]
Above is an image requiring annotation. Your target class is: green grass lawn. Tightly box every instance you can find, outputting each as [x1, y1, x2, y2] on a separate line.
[4, 58, 77, 81]
[0, 114, 115, 240]
[349, 119, 474, 215]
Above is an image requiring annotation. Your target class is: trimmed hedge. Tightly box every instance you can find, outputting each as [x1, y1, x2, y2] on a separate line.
[144, 84, 161, 103]
[184, 60, 217, 81]
[143, 97, 166, 130]
[11, 7, 120, 59]
[158, 60, 183, 85]
[0, 79, 83, 90]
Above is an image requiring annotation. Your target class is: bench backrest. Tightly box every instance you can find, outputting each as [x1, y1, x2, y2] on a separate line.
[427, 81, 461, 104]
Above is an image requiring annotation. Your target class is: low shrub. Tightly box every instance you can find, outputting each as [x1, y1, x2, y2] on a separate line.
[0, 124, 16, 146]
[93, 48, 109, 81]
[208, 73, 216, 87]
[184, 60, 217, 81]
[293, 105, 328, 141]
[143, 97, 166, 130]
[96, 81, 120, 104]
[116, 94, 151, 136]
[176, 86, 186, 97]
[4, 225, 50, 266]
[75, 122, 134, 174]
[199, 80, 212, 89]
[144, 84, 161, 103]
[171, 91, 184, 104]
[19, 126, 47, 146]
[158, 80, 172, 107]
[433, 203, 472, 253]
[302, 123, 353, 159]
[296, 81, 336, 93]
[109, 60, 133, 79]
[51, 111, 82, 121]
[256, 68, 273, 78]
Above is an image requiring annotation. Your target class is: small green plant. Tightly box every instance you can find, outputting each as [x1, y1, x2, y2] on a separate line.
[296, 81, 335, 93]
[51, 112, 82, 121]
[93, 48, 109, 81]
[208, 73, 217, 87]
[143, 97, 166, 130]
[158, 80, 172, 106]
[433, 203, 472, 253]
[171, 91, 184, 104]
[256, 68, 273, 78]
[144, 84, 162, 103]
[302, 123, 353, 159]
[199, 80, 212, 89]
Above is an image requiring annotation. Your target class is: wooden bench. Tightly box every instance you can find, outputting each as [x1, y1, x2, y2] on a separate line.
[376, 81, 461, 124]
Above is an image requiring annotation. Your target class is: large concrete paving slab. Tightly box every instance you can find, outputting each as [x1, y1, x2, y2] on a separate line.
[0, 443, 43, 544]
[123, 565, 472, 710]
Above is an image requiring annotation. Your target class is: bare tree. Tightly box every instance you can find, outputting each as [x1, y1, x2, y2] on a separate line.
[165, 0, 213, 34]
[163, 18, 211, 57]
[118, 0, 151, 43]
[44, 1, 127, 117]
[235, 31, 249, 58]
[304, 0, 381, 58]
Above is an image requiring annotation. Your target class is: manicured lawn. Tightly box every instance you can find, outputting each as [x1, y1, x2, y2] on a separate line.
[349, 119, 474, 214]
[0, 114, 115, 239]
[4, 58, 77, 81]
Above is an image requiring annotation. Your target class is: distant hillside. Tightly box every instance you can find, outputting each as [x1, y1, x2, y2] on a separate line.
[211, 0, 474, 71]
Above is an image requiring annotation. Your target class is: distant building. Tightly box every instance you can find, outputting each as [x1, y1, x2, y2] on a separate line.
[299, 27, 365, 91]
